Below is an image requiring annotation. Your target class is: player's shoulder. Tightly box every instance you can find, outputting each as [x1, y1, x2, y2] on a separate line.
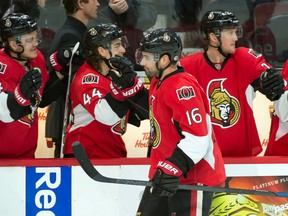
[161, 72, 201, 104]
[0, 49, 19, 73]
[0, 49, 9, 61]
[180, 52, 204, 62]
[178, 72, 200, 87]
[234, 47, 263, 61]
[163, 72, 199, 94]
[179, 52, 204, 69]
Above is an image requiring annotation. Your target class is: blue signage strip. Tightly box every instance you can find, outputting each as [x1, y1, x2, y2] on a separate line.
[26, 166, 72, 216]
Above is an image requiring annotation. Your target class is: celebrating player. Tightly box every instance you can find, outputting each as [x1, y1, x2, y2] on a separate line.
[45, 0, 100, 158]
[179, 10, 284, 157]
[63, 23, 148, 158]
[133, 28, 226, 215]
[0, 13, 48, 158]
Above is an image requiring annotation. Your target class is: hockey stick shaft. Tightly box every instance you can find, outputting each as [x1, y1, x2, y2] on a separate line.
[60, 42, 80, 158]
[72, 141, 288, 197]
[127, 98, 148, 114]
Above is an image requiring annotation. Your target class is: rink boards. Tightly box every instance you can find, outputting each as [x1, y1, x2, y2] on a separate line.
[1, 157, 288, 216]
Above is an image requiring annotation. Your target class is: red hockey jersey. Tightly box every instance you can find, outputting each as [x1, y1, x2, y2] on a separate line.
[180, 47, 271, 156]
[148, 70, 226, 186]
[64, 62, 128, 158]
[0, 49, 49, 158]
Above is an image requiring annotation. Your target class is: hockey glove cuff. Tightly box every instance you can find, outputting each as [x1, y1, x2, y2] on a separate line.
[14, 85, 30, 106]
[7, 92, 30, 120]
[49, 46, 76, 72]
[151, 160, 183, 197]
[110, 78, 144, 101]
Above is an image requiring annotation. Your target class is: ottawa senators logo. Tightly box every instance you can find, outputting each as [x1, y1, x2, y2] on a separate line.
[149, 96, 161, 149]
[18, 91, 42, 127]
[19, 113, 34, 127]
[176, 86, 195, 100]
[81, 73, 99, 84]
[111, 116, 127, 135]
[207, 79, 240, 128]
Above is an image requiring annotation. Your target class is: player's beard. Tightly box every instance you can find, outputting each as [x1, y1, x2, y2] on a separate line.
[144, 67, 159, 79]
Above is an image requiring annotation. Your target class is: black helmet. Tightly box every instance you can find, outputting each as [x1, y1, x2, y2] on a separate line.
[0, 13, 38, 42]
[201, 10, 241, 39]
[138, 28, 182, 63]
[83, 23, 128, 58]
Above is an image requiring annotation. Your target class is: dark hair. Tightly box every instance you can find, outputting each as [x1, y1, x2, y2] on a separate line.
[83, 24, 124, 71]
[63, 0, 89, 15]
[86, 47, 102, 72]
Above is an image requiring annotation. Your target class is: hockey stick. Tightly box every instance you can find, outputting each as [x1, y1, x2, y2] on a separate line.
[127, 98, 148, 114]
[60, 42, 80, 158]
[72, 141, 288, 197]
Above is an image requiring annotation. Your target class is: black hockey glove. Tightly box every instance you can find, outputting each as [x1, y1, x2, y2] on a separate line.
[108, 56, 137, 89]
[49, 46, 80, 75]
[150, 147, 195, 197]
[260, 68, 285, 101]
[151, 159, 183, 197]
[14, 68, 42, 106]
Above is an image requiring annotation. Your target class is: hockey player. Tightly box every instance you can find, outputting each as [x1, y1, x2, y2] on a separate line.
[132, 29, 226, 215]
[63, 23, 147, 158]
[179, 10, 284, 157]
[0, 13, 49, 158]
[45, 0, 100, 158]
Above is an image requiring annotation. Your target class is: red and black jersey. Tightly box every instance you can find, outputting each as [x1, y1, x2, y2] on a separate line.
[148, 70, 226, 186]
[64, 62, 128, 158]
[0, 49, 49, 158]
[180, 47, 271, 156]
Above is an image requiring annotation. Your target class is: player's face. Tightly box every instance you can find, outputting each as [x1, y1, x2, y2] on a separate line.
[83, 0, 100, 19]
[220, 28, 238, 54]
[110, 38, 126, 57]
[18, 31, 40, 59]
[139, 51, 158, 77]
